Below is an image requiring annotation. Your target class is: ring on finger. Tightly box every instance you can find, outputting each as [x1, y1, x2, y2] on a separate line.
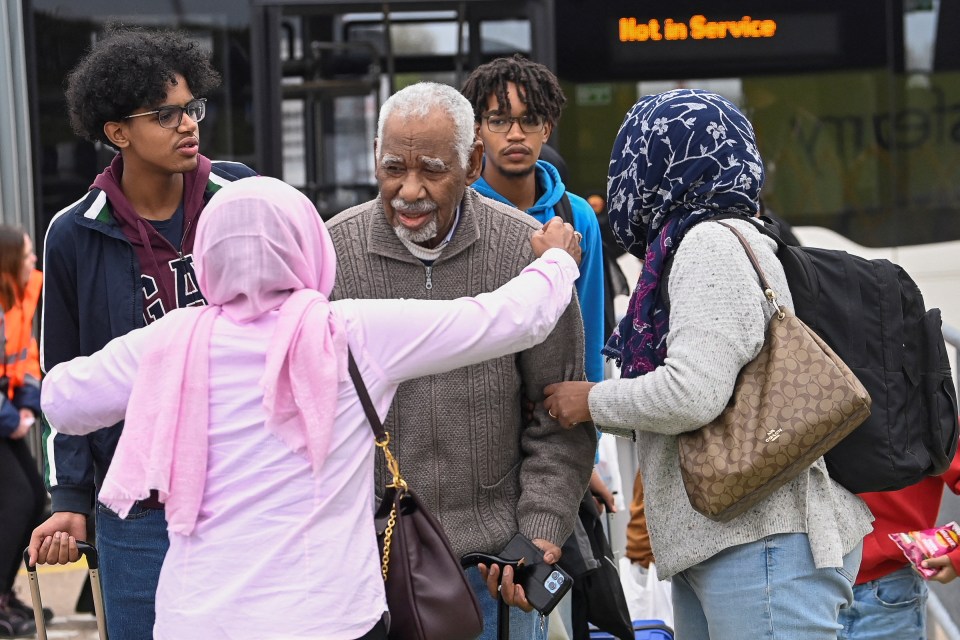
[573, 231, 583, 242]
[548, 409, 558, 419]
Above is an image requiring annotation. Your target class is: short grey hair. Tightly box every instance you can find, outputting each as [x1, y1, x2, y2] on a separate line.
[377, 82, 475, 169]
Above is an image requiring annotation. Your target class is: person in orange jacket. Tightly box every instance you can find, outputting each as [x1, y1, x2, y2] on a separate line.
[838, 438, 960, 639]
[0, 224, 46, 637]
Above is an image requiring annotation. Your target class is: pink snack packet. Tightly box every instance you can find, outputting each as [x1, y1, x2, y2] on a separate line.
[889, 521, 960, 579]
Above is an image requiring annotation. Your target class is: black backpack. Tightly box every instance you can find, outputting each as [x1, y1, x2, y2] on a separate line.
[730, 218, 958, 493]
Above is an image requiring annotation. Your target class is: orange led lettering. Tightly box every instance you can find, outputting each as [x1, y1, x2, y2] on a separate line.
[664, 18, 688, 40]
[618, 14, 777, 42]
[619, 17, 664, 42]
[689, 15, 777, 40]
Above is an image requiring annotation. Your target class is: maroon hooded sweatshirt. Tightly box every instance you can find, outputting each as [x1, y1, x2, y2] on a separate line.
[92, 153, 213, 321]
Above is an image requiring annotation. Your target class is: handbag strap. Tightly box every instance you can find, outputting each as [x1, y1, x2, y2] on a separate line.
[346, 348, 404, 583]
[714, 221, 785, 318]
[346, 348, 408, 491]
[347, 348, 385, 440]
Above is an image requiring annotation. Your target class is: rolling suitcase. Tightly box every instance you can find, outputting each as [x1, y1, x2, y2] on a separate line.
[589, 619, 674, 639]
[22, 541, 108, 640]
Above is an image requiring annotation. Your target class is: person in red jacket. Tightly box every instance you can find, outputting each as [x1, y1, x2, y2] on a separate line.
[838, 442, 960, 639]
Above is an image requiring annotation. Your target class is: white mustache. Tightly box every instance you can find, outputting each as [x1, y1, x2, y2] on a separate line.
[391, 198, 438, 214]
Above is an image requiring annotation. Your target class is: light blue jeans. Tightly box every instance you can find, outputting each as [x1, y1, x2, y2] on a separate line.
[466, 566, 548, 640]
[837, 566, 927, 640]
[96, 501, 168, 640]
[671, 532, 861, 640]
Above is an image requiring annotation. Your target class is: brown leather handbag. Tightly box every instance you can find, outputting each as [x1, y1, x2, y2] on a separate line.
[678, 222, 872, 523]
[348, 351, 484, 640]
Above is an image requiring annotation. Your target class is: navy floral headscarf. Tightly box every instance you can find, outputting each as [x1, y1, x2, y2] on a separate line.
[602, 89, 764, 378]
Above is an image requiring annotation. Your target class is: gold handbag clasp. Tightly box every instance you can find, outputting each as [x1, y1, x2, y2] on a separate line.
[375, 432, 408, 491]
[764, 288, 786, 320]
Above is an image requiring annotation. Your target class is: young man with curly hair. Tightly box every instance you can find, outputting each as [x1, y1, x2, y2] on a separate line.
[461, 55, 605, 384]
[28, 26, 255, 639]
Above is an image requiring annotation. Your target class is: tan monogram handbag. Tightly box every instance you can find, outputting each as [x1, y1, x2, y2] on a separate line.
[678, 222, 872, 523]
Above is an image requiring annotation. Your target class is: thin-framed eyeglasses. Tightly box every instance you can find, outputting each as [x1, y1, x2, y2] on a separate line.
[484, 113, 545, 134]
[123, 98, 207, 129]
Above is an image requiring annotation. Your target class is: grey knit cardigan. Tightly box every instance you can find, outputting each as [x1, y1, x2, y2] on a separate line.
[326, 188, 597, 558]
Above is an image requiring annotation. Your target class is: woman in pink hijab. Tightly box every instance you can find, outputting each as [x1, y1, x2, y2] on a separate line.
[31, 177, 582, 639]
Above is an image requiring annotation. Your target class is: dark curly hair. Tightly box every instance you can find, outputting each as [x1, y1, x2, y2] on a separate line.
[460, 54, 566, 127]
[64, 25, 221, 146]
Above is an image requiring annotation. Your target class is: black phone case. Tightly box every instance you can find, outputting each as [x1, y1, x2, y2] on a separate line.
[500, 533, 573, 615]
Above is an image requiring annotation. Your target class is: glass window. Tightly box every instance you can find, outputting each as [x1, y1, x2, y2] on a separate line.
[344, 12, 468, 57]
[480, 20, 530, 55]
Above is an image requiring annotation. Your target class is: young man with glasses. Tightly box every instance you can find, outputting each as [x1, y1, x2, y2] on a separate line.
[461, 56, 605, 385]
[462, 57, 624, 639]
[29, 26, 255, 639]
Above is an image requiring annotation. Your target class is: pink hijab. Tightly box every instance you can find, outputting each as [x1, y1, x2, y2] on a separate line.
[99, 177, 347, 534]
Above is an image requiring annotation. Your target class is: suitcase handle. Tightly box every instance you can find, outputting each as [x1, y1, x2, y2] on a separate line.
[22, 541, 107, 640]
[22, 540, 98, 572]
[460, 552, 529, 571]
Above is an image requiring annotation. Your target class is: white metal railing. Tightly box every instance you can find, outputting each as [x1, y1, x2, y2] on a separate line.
[929, 589, 960, 640]
[944, 324, 960, 401]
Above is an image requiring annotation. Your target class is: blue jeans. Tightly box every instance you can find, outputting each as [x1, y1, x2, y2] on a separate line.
[96, 501, 168, 640]
[466, 567, 548, 640]
[837, 566, 927, 640]
[671, 533, 861, 640]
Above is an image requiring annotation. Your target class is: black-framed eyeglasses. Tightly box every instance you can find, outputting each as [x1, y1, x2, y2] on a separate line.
[484, 113, 545, 134]
[124, 98, 207, 129]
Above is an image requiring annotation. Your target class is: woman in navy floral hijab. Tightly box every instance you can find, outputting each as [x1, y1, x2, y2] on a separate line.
[543, 90, 872, 640]
[602, 89, 764, 378]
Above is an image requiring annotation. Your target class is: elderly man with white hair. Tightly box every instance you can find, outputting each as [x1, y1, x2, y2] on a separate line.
[327, 82, 595, 640]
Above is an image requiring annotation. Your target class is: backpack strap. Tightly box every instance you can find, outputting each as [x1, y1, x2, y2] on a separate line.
[554, 192, 574, 225]
[659, 254, 675, 311]
[704, 212, 791, 248]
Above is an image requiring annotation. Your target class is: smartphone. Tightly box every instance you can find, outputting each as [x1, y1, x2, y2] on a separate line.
[499, 533, 573, 615]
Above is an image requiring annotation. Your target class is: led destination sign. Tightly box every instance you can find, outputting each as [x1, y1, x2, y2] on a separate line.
[619, 15, 778, 42]
[555, 0, 899, 82]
